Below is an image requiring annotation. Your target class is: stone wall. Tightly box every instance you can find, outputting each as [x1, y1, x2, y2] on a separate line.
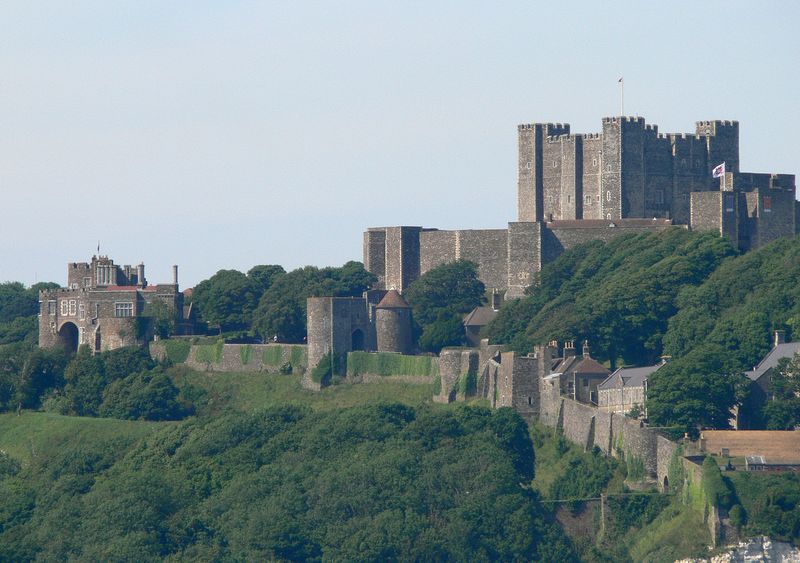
[435, 348, 479, 403]
[150, 341, 308, 374]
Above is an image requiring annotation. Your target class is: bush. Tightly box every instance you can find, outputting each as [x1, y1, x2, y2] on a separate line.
[728, 503, 746, 528]
[239, 345, 252, 365]
[701, 456, 733, 510]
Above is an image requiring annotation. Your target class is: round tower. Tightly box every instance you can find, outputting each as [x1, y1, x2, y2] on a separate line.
[375, 290, 412, 354]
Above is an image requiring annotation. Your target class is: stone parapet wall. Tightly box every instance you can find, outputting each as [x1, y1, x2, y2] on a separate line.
[150, 341, 307, 374]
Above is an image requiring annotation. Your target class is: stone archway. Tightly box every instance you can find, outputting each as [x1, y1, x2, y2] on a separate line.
[351, 329, 365, 351]
[58, 322, 79, 353]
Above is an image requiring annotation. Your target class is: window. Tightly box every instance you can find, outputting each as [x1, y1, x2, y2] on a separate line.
[83, 277, 91, 288]
[94, 303, 100, 318]
[115, 302, 134, 317]
[552, 160, 557, 167]
[60, 300, 68, 316]
[567, 195, 571, 203]
[585, 195, 592, 204]
[606, 191, 612, 202]
[525, 161, 532, 170]
[583, 378, 589, 387]
[48, 301, 56, 315]
[79, 327, 85, 345]
[68, 300, 77, 316]
[763, 196, 772, 212]
[592, 158, 597, 167]
[78, 303, 86, 320]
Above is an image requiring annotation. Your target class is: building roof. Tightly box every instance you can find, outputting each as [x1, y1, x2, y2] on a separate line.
[463, 306, 497, 327]
[701, 430, 800, 462]
[376, 289, 410, 309]
[744, 342, 800, 382]
[551, 354, 610, 378]
[599, 363, 664, 391]
[573, 357, 611, 376]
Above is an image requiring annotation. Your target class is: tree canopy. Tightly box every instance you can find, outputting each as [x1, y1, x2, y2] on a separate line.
[404, 260, 485, 352]
[252, 261, 376, 343]
[0, 403, 575, 561]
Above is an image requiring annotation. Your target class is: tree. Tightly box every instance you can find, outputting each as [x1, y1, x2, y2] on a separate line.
[252, 262, 376, 343]
[403, 260, 485, 353]
[192, 270, 260, 331]
[247, 265, 286, 294]
[141, 300, 175, 339]
[761, 354, 800, 430]
[646, 345, 747, 432]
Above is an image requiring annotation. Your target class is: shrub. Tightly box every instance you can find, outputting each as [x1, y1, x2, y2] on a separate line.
[239, 345, 252, 366]
[701, 456, 734, 510]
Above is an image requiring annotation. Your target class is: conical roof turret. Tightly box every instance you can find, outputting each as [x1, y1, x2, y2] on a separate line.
[376, 289, 410, 309]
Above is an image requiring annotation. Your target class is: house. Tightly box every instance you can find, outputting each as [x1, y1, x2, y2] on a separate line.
[549, 340, 610, 405]
[597, 361, 666, 416]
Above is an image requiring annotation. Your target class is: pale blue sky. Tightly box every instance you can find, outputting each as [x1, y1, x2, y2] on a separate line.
[2, 1, 798, 287]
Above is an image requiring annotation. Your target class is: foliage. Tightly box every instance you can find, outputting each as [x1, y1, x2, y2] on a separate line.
[311, 352, 333, 385]
[163, 339, 191, 364]
[726, 471, 800, 543]
[346, 351, 438, 377]
[0, 403, 575, 561]
[701, 456, 734, 510]
[239, 344, 252, 365]
[192, 269, 261, 331]
[760, 354, 800, 430]
[485, 230, 736, 367]
[262, 346, 283, 366]
[195, 341, 224, 364]
[550, 446, 619, 512]
[141, 300, 175, 339]
[404, 260, 485, 353]
[0, 281, 59, 345]
[456, 368, 477, 396]
[246, 264, 286, 294]
[252, 262, 376, 343]
[418, 313, 466, 353]
[98, 367, 191, 421]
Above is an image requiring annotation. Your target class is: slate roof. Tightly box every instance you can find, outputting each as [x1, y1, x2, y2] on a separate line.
[598, 363, 664, 391]
[551, 355, 610, 377]
[463, 306, 497, 327]
[744, 342, 800, 382]
[376, 289, 410, 309]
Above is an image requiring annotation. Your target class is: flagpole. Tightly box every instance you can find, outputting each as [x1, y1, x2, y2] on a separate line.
[619, 77, 624, 116]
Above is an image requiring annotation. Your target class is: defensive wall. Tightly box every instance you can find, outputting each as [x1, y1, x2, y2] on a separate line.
[150, 341, 308, 374]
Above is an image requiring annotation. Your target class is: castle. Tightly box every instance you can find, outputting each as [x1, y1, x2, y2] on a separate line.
[38, 256, 188, 352]
[363, 117, 798, 297]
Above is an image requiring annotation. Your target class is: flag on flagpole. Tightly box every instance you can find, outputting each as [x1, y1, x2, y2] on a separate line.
[712, 162, 725, 178]
[618, 77, 623, 83]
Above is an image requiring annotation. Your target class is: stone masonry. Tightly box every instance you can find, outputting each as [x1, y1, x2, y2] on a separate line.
[364, 117, 797, 296]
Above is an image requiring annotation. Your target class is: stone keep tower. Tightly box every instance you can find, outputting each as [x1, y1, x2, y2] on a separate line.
[375, 289, 412, 354]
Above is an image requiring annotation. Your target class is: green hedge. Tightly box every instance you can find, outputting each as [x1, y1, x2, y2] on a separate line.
[701, 456, 733, 510]
[347, 351, 438, 377]
[196, 340, 224, 364]
[163, 340, 191, 364]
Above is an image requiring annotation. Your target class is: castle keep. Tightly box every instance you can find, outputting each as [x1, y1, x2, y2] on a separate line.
[38, 256, 186, 352]
[364, 117, 798, 297]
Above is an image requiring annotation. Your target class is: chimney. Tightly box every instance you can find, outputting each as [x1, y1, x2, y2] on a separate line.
[137, 263, 145, 287]
[774, 330, 786, 347]
[564, 340, 575, 358]
[582, 339, 591, 357]
[173, 265, 179, 286]
[491, 289, 502, 311]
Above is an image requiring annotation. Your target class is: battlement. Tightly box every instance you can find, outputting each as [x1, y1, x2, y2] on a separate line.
[580, 133, 602, 140]
[696, 119, 738, 128]
[602, 116, 645, 124]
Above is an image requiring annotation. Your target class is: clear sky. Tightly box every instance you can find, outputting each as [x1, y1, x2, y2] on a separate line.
[2, 1, 798, 288]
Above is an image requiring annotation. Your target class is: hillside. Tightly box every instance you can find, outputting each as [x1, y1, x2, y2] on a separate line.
[485, 230, 800, 430]
[0, 373, 576, 562]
